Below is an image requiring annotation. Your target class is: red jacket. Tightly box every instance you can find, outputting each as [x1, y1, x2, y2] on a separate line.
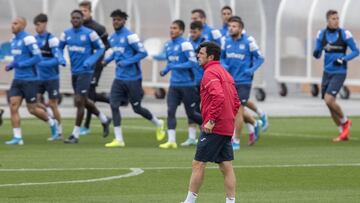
[200, 61, 240, 136]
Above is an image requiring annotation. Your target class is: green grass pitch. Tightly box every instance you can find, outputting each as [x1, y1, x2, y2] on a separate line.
[0, 117, 359, 202]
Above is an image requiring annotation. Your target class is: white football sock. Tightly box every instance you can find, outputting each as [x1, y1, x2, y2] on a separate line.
[168, 129, 176, 142]
[340, 116, 348, 124]
[151, 116, 161, 127]
[72, 126, 80, 138]
[188, 127, 197, 140]
[48, 117, 55, 126]
[233, 137, 240, 144]
[46, 107, 54, 118]
[114, 126, 124, 142]
[98, 112, 108, 123]
[13, 128, 22, 139]
[58, 124, 63, 134]
[226, 197, 235, 203]
[184, 191, 197, 203]
[247, 123, 255, 134]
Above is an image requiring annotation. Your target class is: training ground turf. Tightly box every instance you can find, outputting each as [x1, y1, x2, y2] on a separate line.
[0, 117, 359, 203]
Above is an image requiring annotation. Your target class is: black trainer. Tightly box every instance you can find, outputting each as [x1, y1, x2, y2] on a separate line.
[64, 135, 78, 144]
[102, 118, 112, 138]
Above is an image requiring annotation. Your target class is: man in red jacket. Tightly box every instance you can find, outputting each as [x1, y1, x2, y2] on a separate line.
[182, 42, 240, 203]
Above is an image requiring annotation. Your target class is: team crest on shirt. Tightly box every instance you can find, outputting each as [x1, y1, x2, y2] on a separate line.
[17, 41, 22, 46]
[174, 45, 179, 51]
[239, 44, 245, 49]
[80, 35, 86, 41]
[120, 38, 125, 43]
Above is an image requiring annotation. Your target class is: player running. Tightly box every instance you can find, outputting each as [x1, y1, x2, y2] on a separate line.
[59, 10, 111, 144]
[4, 16, 58, 145]
[33, 13, 65, 141]
[313, 10, 359, 142]
[221, 16, 264, 147]
[159, 20, 202, 149]
[103, 9, 165, 148]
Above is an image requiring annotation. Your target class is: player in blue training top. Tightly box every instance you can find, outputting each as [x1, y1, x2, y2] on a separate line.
[59, 10, 111, 144]
[226, 13, 269, 139]
[180, 21, 206, 147]
[313, 10, 359, 142]
[219, 6, 233, 37]
[4, 16, 59, 145]
[191, 9, 222, 46]
[159, 20, 202, 149]
[102, 9, 166, 148]
[221, 16, 265, 147]
[33, 13, 65, 141]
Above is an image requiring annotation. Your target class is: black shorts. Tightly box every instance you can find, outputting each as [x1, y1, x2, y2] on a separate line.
[110, 79, 144, 107]
[235, 84, 252, 105]
[72, 74, 92, 96]
[321, 72, 346, 99]
[9, 80, 38, 103]
[194, 131, 234, 164]
[38, 79, 60, 99]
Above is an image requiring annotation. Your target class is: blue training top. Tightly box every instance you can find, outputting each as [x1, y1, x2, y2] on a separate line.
[10, 31, 42, 80]
[313, 27, 359, 74]
[35, 32, 65, 80]
[221, 32, 264, 85]
[188, 35, 206, 85]
[104, 27, 148, 81]
[163, 36, 197, 87]
[59, 25, 105, 75]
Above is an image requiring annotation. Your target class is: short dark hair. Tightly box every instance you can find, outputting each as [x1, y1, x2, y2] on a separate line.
[191, 9, 206, 19]
[221, 5, 232, 13]
[79, 1, 92, 11]
[110, 9, 129, 20]
[190, 21, 203, 30]
[33, 13, 48, 24]
[71, 9, 84, 17]
[172, 19, 185, 31]
[228, 16, 244, 28]
[199, 42, 221, 61]
[326, 9, 338, 19]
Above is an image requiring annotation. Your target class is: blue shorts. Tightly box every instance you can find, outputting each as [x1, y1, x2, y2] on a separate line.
[38, 79, 60, 99]
[321, 72, 346, 99]
[194, 131, 234, 164]
[167, 86, 197, 108]
[235, 84, 252, 105]
[72, 74, 92, 96]
[9, 80, 38, 103]
[110, 79, 144, 107]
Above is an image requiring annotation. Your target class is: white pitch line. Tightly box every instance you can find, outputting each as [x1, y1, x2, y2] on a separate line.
[1, 162, 360, 173]
[0, 163, 359, 187]
[0, 168, 143, 188]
